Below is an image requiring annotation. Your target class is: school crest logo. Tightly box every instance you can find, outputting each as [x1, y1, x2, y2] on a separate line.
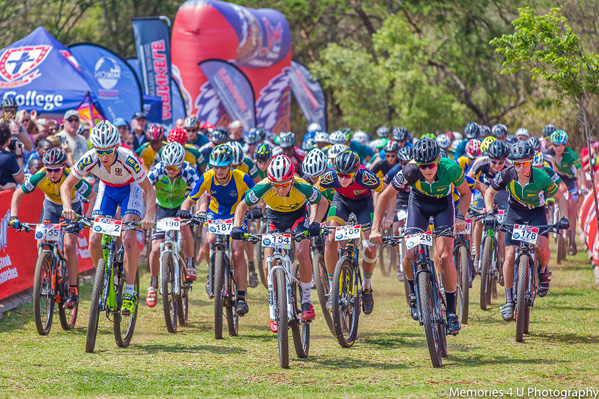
[115, 168, 123, 177]
[0, 46, 52, 88]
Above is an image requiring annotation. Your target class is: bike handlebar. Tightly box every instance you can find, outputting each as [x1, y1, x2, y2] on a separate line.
[243, 231, 310, 244]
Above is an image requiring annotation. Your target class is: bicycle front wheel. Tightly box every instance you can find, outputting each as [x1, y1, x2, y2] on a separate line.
[312, 253, 334, 334]
[161, 252, 178, 333]
[515, 255, 529, 343]
[213, 249, 225, 339]
[177, 257, 189, 327]
[226, 262, 238, 337]
[291, 262, 309, 358]
[114, 269, 139, 348]
[331, 256, 360, 348]
[418, 271, 443, 368]
[275, 267, 289, 368]
[479, 236, 493, 310]
[58, 264, 77, 331]
[33, 251, 54, 335]
[456, 245, 469, 324]
[86, 259, 106, 353]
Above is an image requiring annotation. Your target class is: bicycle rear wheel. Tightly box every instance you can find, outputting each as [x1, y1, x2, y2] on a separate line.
[291, 262, 309, 358]
[312, 253, 334, 334]
[456, 245, 469, 324]
[226, 261, 238, 337]
[331, 256, 360, 348]
[161, 252, 178, 333]
[58, 264, 77, 331]
[213, 249, 225, 339]
[479, 236, 493, 310]
[86, 259, 106, 353]
[177, 257, 189, 327]
[33, 252, 54, 335]
[114, 269, 139, 348]
[418, 271, 443, 368]
[275, 266, 289, 368]
[515, 255, 529, 343]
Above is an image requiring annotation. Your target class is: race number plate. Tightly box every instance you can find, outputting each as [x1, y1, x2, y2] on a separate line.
[93, 218, 122, 237]
[405, 231, 433, 250]
[335, 225, 361, 241]
[512, 224, 539, 245]
[207, 218, 233, 235]
[156, 217, 181, 232]
[496, 210, 505, 223]
[35, 224, 62, 242]
[464, 218, 472, 235]
[397, 210, 408, 221]
[262, 233, 292, 249]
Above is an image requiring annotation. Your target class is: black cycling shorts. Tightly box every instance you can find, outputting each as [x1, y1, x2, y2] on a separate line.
[406, 193, 454, 237]
[503, 206, 548, 246]
[41, 199, 82, 235]
[267, 205, 310, 233]
[327, 192, 373, 225]
[152, 205, 179, 240]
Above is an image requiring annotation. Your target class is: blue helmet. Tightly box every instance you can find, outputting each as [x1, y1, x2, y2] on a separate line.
[209, 144, 234, 167]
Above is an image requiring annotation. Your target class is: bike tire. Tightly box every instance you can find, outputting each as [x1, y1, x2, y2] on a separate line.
[515, 254, 529, 343]
[33, 252, 54, 335]
[291, 262, 309, 358]
[226, 260, 238, 337]
[403, 278, 411, 307]
[85, 260, 105, 353]
[331, 256, 360, 348]
[58, 265, 77, 331]
[312, 253, 334, 334]
[177, 257, 189, 327]
[114, 270, 139, 348]
[457, 245, 469, 324]
[275, 266, 289, 368]
[213, 249, 225, 339]
[479, 236, 493, 311]
[161, 252, 178, 333]
[557, 232, 567, 264]
[418, 271, 443, 368]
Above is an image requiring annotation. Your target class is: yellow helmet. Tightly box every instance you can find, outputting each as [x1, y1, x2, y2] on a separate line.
[481, 136, 497, 154]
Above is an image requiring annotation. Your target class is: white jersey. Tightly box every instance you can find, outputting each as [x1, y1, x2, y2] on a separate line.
[72, 147, 146, 187]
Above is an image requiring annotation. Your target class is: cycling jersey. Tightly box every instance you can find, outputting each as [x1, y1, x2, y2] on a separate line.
[245, 177, 321, 212]
[188, 169, 254, 218]
[272, 146, 306, 171]
[316, 181, 336, 203]
[319, 165, 383, 200]
[148, 161, 199, 209]
[350, 140, 374, 163]
[235, 156, 260, 180]
[155, 144, 205, 170]
[135, 141, 167, 170]
[385, 163, 410, 209]
[456, 155, 475, 174]
[542, 164, 562, 185]
[22, 167, 92, 204]
[391, 157, 466, 199]
[469, 157, 510, 205]
[491, 166, 558, 210]
[73, 147, 146, 186]
[371, 159, 397, 178]
[548, 147, 581, 180]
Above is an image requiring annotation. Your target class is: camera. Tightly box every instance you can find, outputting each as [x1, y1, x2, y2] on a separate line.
[7, 137, 21, 153]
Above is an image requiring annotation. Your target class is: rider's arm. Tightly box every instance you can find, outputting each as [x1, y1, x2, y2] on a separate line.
[234, 200, 249, 227]
[9, 186, 26, 218]
[483, 186, 498, 212]
[474, 180, 487, 196]
[455, 180, 472, 218]
[310, 195, 328, 224]
[138, 177, 157, 229]
[60, 173, 81, 215]
[372, 184, 398, 234]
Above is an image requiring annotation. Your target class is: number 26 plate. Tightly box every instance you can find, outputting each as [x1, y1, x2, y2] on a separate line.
[335, 225, 361, 241]
[262, 234, 291, 249]
[512, 224, 539, 244]
[405, 232, 433, 250]
[93, 218, 122, 237]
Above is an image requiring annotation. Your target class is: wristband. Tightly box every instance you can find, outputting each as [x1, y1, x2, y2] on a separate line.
[456, 214, 465, 220]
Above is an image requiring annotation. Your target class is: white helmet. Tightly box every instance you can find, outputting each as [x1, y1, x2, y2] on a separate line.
[436, 134, 451, 150]
[314, 131, 329, 143]
[451, 139, 461, 150]
[90, 120, 120, 148]
[515, 127, 530, 137]
[302, 149, 328, 178]
[532, 151, 544, 167]
[227, 141, 245, 165]
[327, 144, 347, 160]
[307, 122, 322, 132]
[162, 142, 185, 167]
[267, 155, 295, 182]
[353, 130, 369, 145]
[329, 131, 346, 145]
[278, 131, 295, 148]
[453, 132, 463, 141]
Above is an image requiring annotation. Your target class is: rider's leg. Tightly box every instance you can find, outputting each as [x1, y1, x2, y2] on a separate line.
[324, 221, 341, 290]
[361, 230, 377, 289]
[89, 230, 103, 268]
[202, 225, 211, 265]
[473, 220, 483, 270]
[503, 245, 516, 298]
[64, 232, 79, 286]
[181, 225, 194, 264]
[296, 239, 312, 300]
[436, 236, 457, 314]
[149, 238, 162, 284]
[122, 213, 141, 285]
[231, 240, 247, 292]
[535, 235, 552, 296]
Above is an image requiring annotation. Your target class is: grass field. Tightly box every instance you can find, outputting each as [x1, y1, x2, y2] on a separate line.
[1, 245, 598, 399]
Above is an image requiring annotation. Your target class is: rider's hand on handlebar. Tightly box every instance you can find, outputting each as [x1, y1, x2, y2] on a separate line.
[62, 209, 77, 220]
[308, 222, 321, 237]
[381, 218, 393, 230]
[176, 209, 191, 219]
[8, 217, 20, 229]
[248, 208, 263, 220]
[141, 215, 154, 231]
[483, 211, 495, 227]
[231, 226, 245, 240]
[370, 229, 383, 246]
[455, 217, 467, 233]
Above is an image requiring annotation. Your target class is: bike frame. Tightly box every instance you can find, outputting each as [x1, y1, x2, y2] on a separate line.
[513, 239, 537, 309]
[412, 242, 445, 326]
[160, 228, 184, 297]
[99, 234, 123, 314]
[266, 247, 296, 323]
[208, 233, 233, 298]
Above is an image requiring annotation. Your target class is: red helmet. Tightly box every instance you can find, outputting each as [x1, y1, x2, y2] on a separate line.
[167, 127, 188, 145]
[465, 139, 481, 159]
[200, 121, 215, 130]
[267, 155, 295, 183]
[444, 131, 455, 141]
[148, 123, 165, 141]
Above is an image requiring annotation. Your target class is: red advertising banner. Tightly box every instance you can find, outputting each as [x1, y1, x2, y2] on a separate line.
[0, 189, 94, 301]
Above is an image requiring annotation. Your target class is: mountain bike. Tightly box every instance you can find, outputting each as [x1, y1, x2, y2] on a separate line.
[500, 218, 569, 342]
[311, 231, 334, 334]
[155, 217, 191, 333]
[244, 231, 311, 369]
[12, 220, 85, 335]
[454, 218, 472, 325]
[322, 217, 372, 348]
[80, 215, 141, 353]
[378, 227, 397, 277]
[479, 210, 504, 310]
[384, 225, 453, 368]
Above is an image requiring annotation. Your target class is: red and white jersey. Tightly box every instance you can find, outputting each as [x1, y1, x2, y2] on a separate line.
[72, 147, 146, 187]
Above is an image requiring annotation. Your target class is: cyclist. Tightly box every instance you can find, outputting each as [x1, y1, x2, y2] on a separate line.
[515, 128, 530, 142]
[371, 141, 400, 178]
[301, 122, 323, 151]
[136, 123, 166, 171]
[227, 141, 261, 182]
[243, 128, 260, 158]
[456, 139, 481, 174]
[312, 131, 330, 152]
[436, 133, 452, 158]
[231, 155, 328, 328]
[533, 152, 566, 193]
[454, 122, 479, 159]
[61, 121, 157, 315]
[155, 127, 205, 171]
[326, 144, 347, 167]
[253, 142, 273, 179]
[10, 148, 95, 308]
[199, 126, 229, 161]
[547, 130, 588, 255]
[541, 124, 557, 153]
[146, 142, 199, 308]
[184, 116, 210, 148]
[320, 150, 392, 315]
[483, 141, 562, 321]
[371, 138, 471, 334]
[353, 130, 370, 147]
[273, 131, 306, 172]
[302, 148, 335, 204]
[492, 124, 508, 143]
[369, 126, 390, 153]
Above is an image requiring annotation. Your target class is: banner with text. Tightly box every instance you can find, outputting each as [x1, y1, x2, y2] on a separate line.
[289, 61, 327, 131]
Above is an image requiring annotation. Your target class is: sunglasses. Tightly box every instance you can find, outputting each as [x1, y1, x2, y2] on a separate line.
[165, 165, 181, 171]
[22, 119, 30, 123]
[96, 147, 116, 156]
[67, 118, 79, 123]
[490, 159, 505, 165]
[185, 128, 198, 133]
[386, 153, 397, 158]
[514, 160, 531, 168]
[417, 161, 438, 170]
[45, 167, 64, 173]
[337, 172, 355, 180]
[272, 180, 293, 188]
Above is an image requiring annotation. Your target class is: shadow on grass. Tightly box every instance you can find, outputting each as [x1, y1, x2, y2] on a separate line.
[128, 342, 247, 354]
[531, 332, 599, 344]
[301, 354, 410, 370]
[456, 354, 560, 367]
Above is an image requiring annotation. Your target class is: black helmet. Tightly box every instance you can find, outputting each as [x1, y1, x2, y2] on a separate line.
[527, 136, 541, 151]
[479, 125, 491, 137]
[506, 134, 517, 145]
[384, 140, 400, 153]
[1, 97, 17, 109]
[334, 150, 360, 174]
[392, 127, 409, 141]
[376, 126, 389, 138]
[542, 124, 556, 138]
[464, 122, 479, 139]
[510, 141, 534, 160]
[491, 124, 508, 138]
[487, 140, 509, 160]
[42, 147, 67, 166]
[413, 138, 440, 164]
[254, 127, 266, 141]
[211, 127, 229, 143]
[398, 146, 414, 162]
[254, 142, 273, 162]
[184, 116, 199, 129]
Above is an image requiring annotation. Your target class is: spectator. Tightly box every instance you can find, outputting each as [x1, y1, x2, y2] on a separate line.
[34, 118, 50, 143]
[184, 116, 209, 148]
[131, 111, 147, 149]
[581, 137, 599, 173]
[113, 118, 131, 142]
[0, 121, 24, 191]
[47, 120, 59, 135]
[229, 120, 245, 145]
[175, 118, 185, 128]
[24, 138, 52, 172]
[27, 157, 43, 176]
[46, 135, 61, 148]
[57, 110, 89, 164]
[0, 97, 33, 151]
[123, 134, 136, 149]
[77, 122, 90, 140]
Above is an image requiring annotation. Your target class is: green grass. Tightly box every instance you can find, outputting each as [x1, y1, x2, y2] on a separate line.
[1, 246, 598, 398]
